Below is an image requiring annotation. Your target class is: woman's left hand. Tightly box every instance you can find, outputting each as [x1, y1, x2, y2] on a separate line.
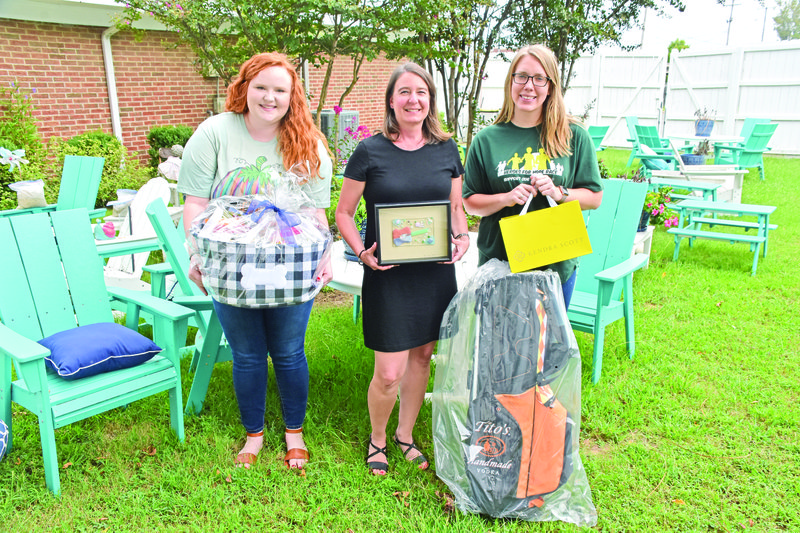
[316, 256, 333, 285]
[531, 174, 564, 202]
[449, 233, 470, 263]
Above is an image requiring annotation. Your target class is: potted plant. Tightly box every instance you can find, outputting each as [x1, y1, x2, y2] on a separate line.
[694, 106, 716, 137]
[641, 187, 679, 231]
[681, 139, 710, 166]
[617, 167, 679, 231]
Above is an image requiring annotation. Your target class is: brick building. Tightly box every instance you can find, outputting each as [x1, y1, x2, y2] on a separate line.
[0, 1, 402, 165]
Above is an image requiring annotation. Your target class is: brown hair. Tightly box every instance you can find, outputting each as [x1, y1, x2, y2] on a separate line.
[495, 44, 578, 158]
[382, 63, 451, 143]
[225, 52, 329, 180]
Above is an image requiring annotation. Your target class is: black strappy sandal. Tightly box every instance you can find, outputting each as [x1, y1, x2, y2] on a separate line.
[393, 435, 429, 470]
[366, 436, 388, 475]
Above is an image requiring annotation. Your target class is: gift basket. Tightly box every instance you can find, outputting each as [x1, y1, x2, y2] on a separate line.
[432, 260, 596, 526]
[190, 167, 331, 308]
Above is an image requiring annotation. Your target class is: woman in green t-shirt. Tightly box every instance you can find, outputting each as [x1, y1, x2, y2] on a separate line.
[463, 44, 604, 308]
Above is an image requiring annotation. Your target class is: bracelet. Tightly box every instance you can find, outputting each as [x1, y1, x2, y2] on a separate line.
[453, 232, 468, 240]
[358, 249, 367, 259]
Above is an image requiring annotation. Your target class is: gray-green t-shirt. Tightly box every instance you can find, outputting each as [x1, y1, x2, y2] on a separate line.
[177, 112, 332, 208]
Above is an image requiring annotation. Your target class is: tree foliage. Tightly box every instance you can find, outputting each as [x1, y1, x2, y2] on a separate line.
[405, 0, 685, 147]
[116, 0, 688, 150]
[502, 0, 685, 94]
[774, 0, 800, 40]
[116, 0, 411, 124]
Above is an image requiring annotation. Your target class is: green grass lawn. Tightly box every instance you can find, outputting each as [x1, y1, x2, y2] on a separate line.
[2, 150, 799, 532]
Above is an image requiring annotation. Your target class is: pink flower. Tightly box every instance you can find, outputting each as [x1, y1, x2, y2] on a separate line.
[333, 105, 342, 115]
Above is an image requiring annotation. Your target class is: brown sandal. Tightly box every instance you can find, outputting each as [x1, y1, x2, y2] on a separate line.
[234, 430, 263, 468]
[284, 428, 310, 469]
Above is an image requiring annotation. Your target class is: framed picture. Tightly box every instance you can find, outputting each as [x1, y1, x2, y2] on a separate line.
[374, 201, 452, 265]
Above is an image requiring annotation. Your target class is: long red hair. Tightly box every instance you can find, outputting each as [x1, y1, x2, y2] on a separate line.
[225, 52, 329, 181]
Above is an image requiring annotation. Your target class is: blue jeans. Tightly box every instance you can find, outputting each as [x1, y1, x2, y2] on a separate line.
[212, 299, 314, 433]
[562, 268, 577, 310]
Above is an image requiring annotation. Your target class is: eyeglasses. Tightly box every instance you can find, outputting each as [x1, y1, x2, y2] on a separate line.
[511, 73, 550, 87]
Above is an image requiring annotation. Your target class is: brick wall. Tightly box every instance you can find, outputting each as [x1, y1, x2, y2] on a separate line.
[307, 54, 405, 133]
[0, 18, 402, 164]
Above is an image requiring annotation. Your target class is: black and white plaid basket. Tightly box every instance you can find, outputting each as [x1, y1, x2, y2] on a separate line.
[195, 236, 330, 308]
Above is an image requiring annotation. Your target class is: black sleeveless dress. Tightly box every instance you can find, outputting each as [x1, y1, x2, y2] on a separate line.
[343, 134, 464, 352]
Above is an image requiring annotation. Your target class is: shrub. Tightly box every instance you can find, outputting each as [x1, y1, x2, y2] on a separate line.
[0, 82, 49, 210]
[146, 125, 194, 168]
[51, 130, 152, 208]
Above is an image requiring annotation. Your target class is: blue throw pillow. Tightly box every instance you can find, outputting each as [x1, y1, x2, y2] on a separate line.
[639, 145, 670, 170]
[0, 419, 7, 463]
[39, 322, 162, 381]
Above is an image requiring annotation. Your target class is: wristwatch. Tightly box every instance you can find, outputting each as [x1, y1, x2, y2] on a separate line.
[558, 185, 570, 200]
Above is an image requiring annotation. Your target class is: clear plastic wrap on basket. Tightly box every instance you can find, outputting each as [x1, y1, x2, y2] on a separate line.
[190, 168, 331, 308]
[432, 259, 597, 526]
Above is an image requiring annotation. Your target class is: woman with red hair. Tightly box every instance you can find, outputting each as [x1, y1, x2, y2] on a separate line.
[178, 52, 332, 470]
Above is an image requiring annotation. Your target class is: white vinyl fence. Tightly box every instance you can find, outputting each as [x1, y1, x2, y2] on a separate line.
[475, 42, 800, 155]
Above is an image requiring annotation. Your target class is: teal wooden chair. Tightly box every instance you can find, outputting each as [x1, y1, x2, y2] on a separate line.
[713, 122, 777, 180]
[633, 125, 678, 172]
[627, 119, 672, 168]
[145, 197, 231, 415]
[567, 179, 649, 384]
[0, 155, 106, 219]
[587, 125, 609, 152]
[713, 118, 771, 164]
[0, 209, 193, 494]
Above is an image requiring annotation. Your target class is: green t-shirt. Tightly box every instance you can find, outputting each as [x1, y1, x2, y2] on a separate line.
[463, 121, 603, 282]
[177, 112, 332, 208]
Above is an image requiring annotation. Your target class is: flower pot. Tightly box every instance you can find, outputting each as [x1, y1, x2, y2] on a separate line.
[637, 210, 650, 232]
[343, 218, 367, 261]
[681, 153, 706, 166]
[695, 119, 714, 137]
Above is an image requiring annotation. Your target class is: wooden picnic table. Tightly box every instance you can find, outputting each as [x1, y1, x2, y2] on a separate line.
[667, 199, 777, 276]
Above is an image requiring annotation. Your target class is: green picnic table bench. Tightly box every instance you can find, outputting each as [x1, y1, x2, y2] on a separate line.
[667, 199, 777, 276]
[648, 177, 721, 202]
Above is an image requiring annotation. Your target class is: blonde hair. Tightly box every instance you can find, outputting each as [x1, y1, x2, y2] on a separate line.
[225, 52, 330, 180]
[382, 63, 451, 143]
[495, 44, 578, 158]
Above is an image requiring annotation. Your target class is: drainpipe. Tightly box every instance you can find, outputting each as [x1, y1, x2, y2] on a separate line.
[101, 25, 123, 142]
[302, 60, 310, 103]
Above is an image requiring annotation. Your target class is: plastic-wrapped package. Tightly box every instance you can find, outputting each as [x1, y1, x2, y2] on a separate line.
[433, 259, 596, 526]
[190, 170, 331, 308]
[9, 179, 46, 209]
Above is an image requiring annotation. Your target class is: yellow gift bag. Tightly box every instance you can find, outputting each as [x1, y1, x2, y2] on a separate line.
[499, 194, 592, 273]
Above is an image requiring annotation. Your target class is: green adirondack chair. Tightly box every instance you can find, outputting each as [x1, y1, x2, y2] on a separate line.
[714, 122, 777, 180]
[567, 178, 649, 384]
[145, 197, 231, 416]
[626, 118, 672, 168]
[587, 125, 609, 152]
[0, 155, 106, 219]
[713, 118, 771, 164]
[634, 125, 679, 171]
[0, 209, 193, 494]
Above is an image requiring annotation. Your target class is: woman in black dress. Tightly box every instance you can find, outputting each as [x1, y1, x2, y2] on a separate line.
[335, 63, 470, 475]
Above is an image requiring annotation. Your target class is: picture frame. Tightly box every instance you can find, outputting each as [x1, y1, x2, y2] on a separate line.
[374, 201, 452, 265]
